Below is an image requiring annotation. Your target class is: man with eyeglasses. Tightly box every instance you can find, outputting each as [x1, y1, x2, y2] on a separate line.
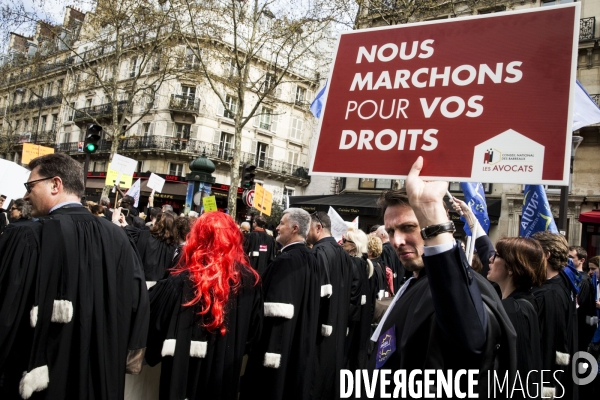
[0, 153, 149, 400]
[306, 210, 354, 399]
[368, 157, 516, 397]
[0, 195, 8, 234]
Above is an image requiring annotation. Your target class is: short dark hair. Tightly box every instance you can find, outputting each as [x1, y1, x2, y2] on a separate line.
[28, 153, 84, 197]
[254, 215, 267, 228]
[532, 231, 569, 272]
[369, 225, 381, 234]
[310, 211, 331, 231]
[150, 207, 162, 219]
[568, 246, 587, 261]
[496, 237, 546, 290]
[12, 198, 31, 219]
[90, 204, 104, 215]
[377, 189, 410, 216]
[121, 195, 135, 207]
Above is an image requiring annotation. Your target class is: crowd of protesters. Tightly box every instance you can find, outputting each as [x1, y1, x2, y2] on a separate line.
[0, 153, 599, 400]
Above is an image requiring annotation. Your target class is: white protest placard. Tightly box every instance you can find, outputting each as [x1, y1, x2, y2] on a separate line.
[328, 206, 348, 242]
[0, 159, 31, 204]
[147, 173, 166, 193]
[110, 153, 138, 175]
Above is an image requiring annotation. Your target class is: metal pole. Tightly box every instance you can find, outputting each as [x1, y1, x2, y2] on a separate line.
[82, 152, 90, 204]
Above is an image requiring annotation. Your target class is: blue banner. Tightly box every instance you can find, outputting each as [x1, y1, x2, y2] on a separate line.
[310, 80, 328, 119]
[459, 182, 490, 236]
[520, 185, 558, 238]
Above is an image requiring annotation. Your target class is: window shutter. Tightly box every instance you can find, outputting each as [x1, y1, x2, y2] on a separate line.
[148, 122, 155, 136]
[137, 124, 142, 136]
[216, 95, 225, 116]
[275, 86, 282, 99]
[121, 60, 129, 79]
[267, 145, 274, 160]
[253, 114, 260, 127]
[250, 139, 257, 155]
[271, 112, 278, 133]
[307, 90, 315, 104]
[213, 129, 221, 144]
[291, 84, 297, 102]
[166, 122, 174, 137]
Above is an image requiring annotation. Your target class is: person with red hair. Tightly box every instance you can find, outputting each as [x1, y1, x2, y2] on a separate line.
[144, 212, 263, 400]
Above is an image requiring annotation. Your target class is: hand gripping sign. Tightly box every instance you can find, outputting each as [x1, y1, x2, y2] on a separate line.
[310, 4, 580, 185]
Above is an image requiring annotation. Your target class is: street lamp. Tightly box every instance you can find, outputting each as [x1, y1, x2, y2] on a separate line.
[557, 135, 584, 235]
[15, 87, 43, 144]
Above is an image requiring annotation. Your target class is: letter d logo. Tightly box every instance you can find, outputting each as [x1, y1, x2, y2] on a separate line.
[572, 351, 598, 386]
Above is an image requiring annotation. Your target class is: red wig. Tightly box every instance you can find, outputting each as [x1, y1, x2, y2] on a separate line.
[175, 212, 259, 335]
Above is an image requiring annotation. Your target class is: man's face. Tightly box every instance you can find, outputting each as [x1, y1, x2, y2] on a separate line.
[384, 204, 425, 272]
[306, 221, 320, 245]
[0, 197, 5, 209]
[9, 205, 21, 219]
[276, 213, 296, 247]
[568, 249, 583, 269]
[588, 262, 599, 278]
[23, 167, 54, 217]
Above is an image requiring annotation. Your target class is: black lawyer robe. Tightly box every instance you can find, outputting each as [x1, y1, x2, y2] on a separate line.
[345, 256, 372, 370]
[145, 268, 263, 400]
[242, 242, 321, 400]
[368, 244, 517, 400]
[533, 271, 579, 400]
[126, 227, 176, 285]
[0, 207, 149, 400]
[380, 242, 404, 293]
[577, 273, 597, 351]
[311, 236, 354, 400]
[243, 229, 277, 276]
[502, 290, 542, 399]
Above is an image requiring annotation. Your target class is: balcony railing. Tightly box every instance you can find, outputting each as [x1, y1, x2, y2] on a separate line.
[56, 136, 309, 180]
[169, 95, 200, 113]
[73, 100, 129, 121]
[581, 17, 595, 41]
[5, 95, 63, 114]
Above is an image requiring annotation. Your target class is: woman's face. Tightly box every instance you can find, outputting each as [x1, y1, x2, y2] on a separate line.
[589, 262, 599, 278]
[342, 237, 357, 256]
[487, 251, 511, 285]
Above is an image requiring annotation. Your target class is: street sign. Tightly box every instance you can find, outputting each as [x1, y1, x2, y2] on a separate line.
[243, 189, 255, 207]
[254, 184, 273, 216]
[310, 4, 580, 185]
[77, 142, 84, 152]
[22, 143, 55, 165]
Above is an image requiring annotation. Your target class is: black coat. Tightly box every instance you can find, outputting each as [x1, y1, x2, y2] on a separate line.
[345, 256, 372, 370]
[368, 244, 517, 399]
[243, 230, 277, 276]
[533, 271, 579, 400]
[311, 237, 354, 399]
[380, 242, 404, 293]
[126, 227, 176, 285]
[0, 206, 148, 400]
[242, 242, 321, 400]
[146, 267, 262, 400]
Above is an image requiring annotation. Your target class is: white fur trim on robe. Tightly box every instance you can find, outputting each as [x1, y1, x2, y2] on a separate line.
[264, 302, 294, 319]
[361, 295, 366, 305]
[321, 324, 332, 337]
[51, 300, 73, 323]
[30, 306, 38, 328]
[542, 386, 555, 399]
[19, 365, 49, 399]
[146, 281, 156, 289]
[263, 352, 281, 368]
[189, 341, 207, 358]
[320, 284, 332, 298]
[161, 339, 176, 357]
[555, 351, 570, 366]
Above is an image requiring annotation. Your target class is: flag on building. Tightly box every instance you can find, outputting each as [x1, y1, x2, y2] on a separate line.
[126, 178, 142, 207]
[459, 182, 490, 236]
[520, 185, 558, 238]
[310, 80, 328, 119]
[572, 80, 600, 131]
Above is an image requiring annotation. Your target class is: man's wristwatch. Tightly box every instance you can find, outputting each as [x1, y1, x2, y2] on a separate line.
[420, 221, 456, 240]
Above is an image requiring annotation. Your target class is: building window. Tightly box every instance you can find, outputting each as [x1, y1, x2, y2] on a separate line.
[217, 132, 233, 159]
[295, 86, 307, 106]
[51, 114, 58, 131]
[283, 187, 294, 196]
[359, 178, 393, 190]
[40, 116, 47, 132]
[262, 73, 276, 94]
[65, 102, 76, 121]
[142, 123, 151, 137]
[186, 48, 200, 69]
[255, 142, 268, 168]
[175, 123, 191, 140]
[258, 107, 272, 130]
[290, 117, 303, 141]
[169, 162, 184, 176]
[287, 150, 299, 168]
[224, 95, 238, 119]
[44, 82, 52, 97]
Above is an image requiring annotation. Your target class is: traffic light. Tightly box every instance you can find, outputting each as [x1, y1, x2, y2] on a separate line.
[242, 163, 256, 188]
[84, 124, 102, 154]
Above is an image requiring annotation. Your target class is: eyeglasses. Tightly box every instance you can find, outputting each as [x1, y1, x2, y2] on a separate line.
[491, 251, 501, 263]
[312, 211, 323, 227]
[10, 207, 18, 211]
[24, 176, 54, 193]
[343, 238, 355, 244]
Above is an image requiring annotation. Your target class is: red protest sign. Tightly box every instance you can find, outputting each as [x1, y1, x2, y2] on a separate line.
[310, 4, 579, 185]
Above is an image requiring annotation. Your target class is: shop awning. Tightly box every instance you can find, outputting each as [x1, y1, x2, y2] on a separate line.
[579, 210, 600, 223]
[290, 194, 381, 216]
